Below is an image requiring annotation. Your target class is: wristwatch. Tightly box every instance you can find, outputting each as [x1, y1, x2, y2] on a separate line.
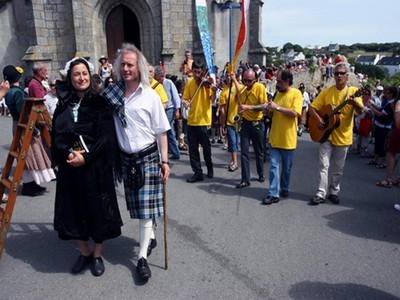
[160, 161, 169, 165]
[276, 106, 281, 111]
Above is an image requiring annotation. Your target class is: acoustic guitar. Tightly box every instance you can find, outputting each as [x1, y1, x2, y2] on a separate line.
[309, 89, 362, 143]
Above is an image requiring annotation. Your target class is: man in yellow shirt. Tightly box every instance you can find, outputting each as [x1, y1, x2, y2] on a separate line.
[235, 69, 267, 188]
[149, 65, 168, 109]
[219, 73, 243, 172]
[309, 62, 363, 205]
[262, 70, 302, 204]
[182, 60, 216, 182]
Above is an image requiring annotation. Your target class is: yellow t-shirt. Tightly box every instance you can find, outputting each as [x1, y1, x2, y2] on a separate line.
[151, 79, 168, 104]
[269, 88, 303, 149]
[183, 78, 212, 126]
[310, 85, 363, 146]
[219, 84, 242, 126]
[240, 82, 267, 121]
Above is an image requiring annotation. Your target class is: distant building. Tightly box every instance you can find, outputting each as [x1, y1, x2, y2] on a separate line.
[355, 54, 381, 66]
[280, 49, 305, 62]
[376, 56, 400, 76]
[328, 44, 340, 52]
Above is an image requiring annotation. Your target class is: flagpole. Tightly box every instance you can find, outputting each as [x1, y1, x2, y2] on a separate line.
[217, 1, 241, 62]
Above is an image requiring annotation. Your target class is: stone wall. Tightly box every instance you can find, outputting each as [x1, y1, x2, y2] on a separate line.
[0, 0, 267, 79]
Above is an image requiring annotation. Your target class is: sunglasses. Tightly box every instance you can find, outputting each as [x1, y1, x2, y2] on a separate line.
[243, 78, 254, 83]
[334, 71, 347, 76]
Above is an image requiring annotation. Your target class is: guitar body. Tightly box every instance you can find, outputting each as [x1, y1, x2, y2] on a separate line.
[309, 104, 341, 143]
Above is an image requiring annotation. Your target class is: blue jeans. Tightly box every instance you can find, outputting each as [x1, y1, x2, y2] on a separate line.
[269, 148, 295, 198]
[165, 108, 180, 158]
[226, 125, 240, 153]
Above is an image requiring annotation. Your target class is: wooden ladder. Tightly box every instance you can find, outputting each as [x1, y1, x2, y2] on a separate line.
[0, 98, 52, 260]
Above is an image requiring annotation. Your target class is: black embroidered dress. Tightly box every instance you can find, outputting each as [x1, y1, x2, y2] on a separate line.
[52, 82, 122, 243]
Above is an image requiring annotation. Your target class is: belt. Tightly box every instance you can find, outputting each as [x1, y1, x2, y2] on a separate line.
[121, 142, 158, 159]
[242, 118, 261, 124]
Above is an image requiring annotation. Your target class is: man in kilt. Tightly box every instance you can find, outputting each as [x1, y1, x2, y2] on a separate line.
[102, 43, 171, 282]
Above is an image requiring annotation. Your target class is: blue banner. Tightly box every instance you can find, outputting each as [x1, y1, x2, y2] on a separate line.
[195, 0, 215, 76]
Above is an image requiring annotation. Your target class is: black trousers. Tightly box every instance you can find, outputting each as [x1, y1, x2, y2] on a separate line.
[187, 125, 213, 175]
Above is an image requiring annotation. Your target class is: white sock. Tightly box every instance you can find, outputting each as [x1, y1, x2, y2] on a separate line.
[138, 219, 153, 260]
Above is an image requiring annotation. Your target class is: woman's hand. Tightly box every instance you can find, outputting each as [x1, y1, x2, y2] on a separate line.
[67, 150, 86, 167]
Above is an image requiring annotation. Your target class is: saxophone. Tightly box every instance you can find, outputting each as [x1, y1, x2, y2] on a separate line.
[231, 86, 247, 133]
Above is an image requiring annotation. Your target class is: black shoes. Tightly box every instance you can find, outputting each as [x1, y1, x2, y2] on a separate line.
[137, 257, 151, 281]
[147, 239, 157, 257]
[91, 257, 105, 277]
[328, 194, 340, 204]
[21, 182, 44, 197]
[258, 175, 266, 183]
[280, 190, 289, 198]
[309, 196, 325, 205]
[236, 181, 250, 189]
[186, 174, 204, 183]
[207, 167, 214, 178]
[71, 253, 93, 274]
[262, 196, 280, 205]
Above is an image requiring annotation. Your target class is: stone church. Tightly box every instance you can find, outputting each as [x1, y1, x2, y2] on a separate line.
[0, 0, 267, 78]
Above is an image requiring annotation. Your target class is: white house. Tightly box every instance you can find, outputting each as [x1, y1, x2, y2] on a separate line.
[376, 56, 400, 76]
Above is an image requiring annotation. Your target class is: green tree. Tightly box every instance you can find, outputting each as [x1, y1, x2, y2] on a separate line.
[282, 42, 294, 53]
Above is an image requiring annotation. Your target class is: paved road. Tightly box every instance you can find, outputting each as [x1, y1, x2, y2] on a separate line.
[0, 114, 399, 300]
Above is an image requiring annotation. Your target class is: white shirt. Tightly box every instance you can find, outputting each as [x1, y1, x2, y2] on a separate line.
[113, 83, 170, 153]
[44, 93, 58, 117]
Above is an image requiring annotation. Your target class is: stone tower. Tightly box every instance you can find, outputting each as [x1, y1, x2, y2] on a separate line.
[0, 0, 267, 77]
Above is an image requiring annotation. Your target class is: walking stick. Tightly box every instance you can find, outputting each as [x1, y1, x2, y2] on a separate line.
[163, 180, 168, 270]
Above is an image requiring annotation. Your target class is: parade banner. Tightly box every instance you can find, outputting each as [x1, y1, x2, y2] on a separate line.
[230, 0, 250, 72]
[195, 0, 215, 77]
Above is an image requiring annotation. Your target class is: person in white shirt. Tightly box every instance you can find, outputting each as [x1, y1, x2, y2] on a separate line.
[102, 43, 170, 283]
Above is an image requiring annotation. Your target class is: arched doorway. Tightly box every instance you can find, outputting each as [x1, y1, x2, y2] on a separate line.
[105, 5, 140, 62]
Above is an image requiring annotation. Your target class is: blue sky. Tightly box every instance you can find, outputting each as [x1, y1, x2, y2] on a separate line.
[262, 0, 399, 48]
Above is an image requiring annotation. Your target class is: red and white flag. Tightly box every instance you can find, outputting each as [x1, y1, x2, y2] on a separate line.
[230, 0, 250, 72]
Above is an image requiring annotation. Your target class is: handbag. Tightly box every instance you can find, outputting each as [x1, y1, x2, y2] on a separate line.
[357, 116, 372, 137]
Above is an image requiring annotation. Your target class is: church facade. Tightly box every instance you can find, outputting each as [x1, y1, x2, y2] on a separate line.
[0, 0, 267, 77]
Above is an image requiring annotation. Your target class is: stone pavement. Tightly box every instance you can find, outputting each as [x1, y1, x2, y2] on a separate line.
[0, 114, 399, 299]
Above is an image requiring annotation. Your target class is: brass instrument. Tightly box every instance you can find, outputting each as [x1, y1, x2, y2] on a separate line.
[232, 86, 248, 133]
[232, 113, 241, 133]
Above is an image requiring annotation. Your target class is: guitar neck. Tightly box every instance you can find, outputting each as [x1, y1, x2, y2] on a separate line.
[329, 100, 348, 116]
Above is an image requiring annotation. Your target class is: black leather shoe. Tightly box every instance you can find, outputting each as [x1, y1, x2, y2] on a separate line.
[258, 175, 266, 183]
[328, 194, 340, 204]
[262, 196, 279, 205]
[207, 167, 214, 178]
[147, 239, 157, 257]
[186, 174, 204, 183]
[309, 196, 325, 206]
[137, 257, 151, 281]
[280, 190, 289, 198]
[33, 183, 46, 192]
[91, 257, 105, 277]
[71, 253, 93, 274]
[21, 183, 44, 197]
[236, 181, 250, 189]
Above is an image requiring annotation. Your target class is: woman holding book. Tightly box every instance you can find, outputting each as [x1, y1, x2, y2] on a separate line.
[52, 57, 122, 277]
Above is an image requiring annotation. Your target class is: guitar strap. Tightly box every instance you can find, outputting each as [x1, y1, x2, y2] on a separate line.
[342, 86, 349, 105]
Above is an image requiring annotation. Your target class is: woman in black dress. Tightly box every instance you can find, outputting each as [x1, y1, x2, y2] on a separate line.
[52, 58, 122, 277]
